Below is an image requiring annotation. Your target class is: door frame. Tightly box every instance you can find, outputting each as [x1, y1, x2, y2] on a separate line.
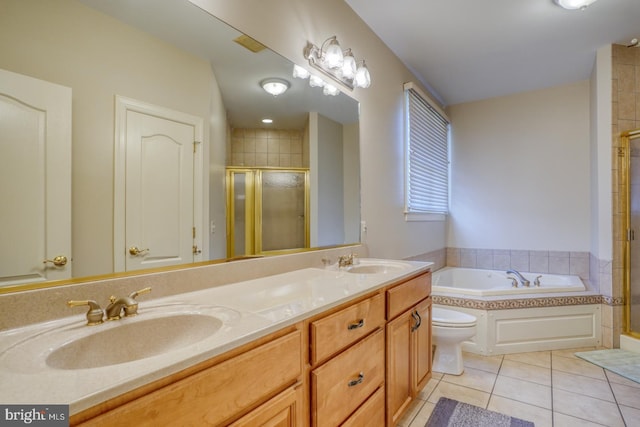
[113, 95, 204, 272]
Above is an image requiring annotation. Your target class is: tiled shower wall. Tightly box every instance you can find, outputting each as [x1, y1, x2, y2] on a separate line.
[610, 44, 640, 347]
[229, 128, 306, 168]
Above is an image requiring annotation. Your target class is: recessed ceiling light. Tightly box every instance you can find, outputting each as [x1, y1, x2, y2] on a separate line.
[260, 78, 290, 96]
[262, 118, 273, 124]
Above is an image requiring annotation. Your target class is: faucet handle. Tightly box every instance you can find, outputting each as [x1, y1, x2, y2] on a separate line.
[534, 275, 542, 287]
[123, 287, 151, 316]
[507, 276, 518, 288]
[67, 300, 104, 326]
[128, 287, 152, 299]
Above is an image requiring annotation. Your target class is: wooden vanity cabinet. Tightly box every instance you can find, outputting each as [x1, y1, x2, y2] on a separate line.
[72, 327, 304, 427]
[385, 272, 432, 426]
[308, 292, 386, 427]
[72, 269, 433, 427]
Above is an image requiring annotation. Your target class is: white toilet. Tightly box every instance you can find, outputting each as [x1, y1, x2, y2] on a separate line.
[432, 307, 477, 375]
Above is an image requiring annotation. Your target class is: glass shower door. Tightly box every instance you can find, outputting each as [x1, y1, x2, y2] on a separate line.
[226, 168, 309, 258]
[627, 133, 640, 336]
[258, 171, 308, 252]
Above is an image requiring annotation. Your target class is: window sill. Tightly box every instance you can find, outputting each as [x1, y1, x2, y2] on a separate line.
[404, 212, 446, 222]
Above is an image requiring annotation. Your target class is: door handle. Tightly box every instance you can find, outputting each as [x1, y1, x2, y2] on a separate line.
[129, 246, 149, 256]
[43, 255, 68, 267]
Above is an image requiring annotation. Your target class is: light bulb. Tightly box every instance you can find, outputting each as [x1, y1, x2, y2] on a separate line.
[309, 75, 325, 88]
[341, 52, 357, 79]
[323, 38, 343, 69]
[292, 64, 310, 79]
[354, 63, 371, 88]
[323, 83, 340, 96]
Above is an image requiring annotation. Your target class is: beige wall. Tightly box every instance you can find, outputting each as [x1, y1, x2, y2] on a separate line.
[0, 0, 215, 276]
[446, 80, 591, 252]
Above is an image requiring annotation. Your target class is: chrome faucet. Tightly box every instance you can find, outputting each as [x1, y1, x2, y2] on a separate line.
[105, 287, 152, 320]
[506, 270, 530, 287]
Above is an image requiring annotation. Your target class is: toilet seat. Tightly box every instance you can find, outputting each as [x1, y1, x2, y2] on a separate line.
[432, 307, 476, 328]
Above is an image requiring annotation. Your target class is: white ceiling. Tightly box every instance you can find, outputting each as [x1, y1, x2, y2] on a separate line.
[346, 0, 640, 106]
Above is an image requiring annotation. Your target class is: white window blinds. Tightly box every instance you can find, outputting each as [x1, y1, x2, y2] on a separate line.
[405, 84, 450, 217]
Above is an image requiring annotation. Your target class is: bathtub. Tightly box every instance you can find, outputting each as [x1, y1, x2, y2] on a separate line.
[432, 266, 585, 296]
[430, 267, 600, 355]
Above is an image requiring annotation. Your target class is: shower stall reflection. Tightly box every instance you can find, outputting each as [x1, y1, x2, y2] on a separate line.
[226, 168, 309, 257]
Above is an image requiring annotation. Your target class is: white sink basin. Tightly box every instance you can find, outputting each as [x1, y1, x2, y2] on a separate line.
[0, 304, 240, 372]
[47, 313, 222, 370]
[346, 259, 412, 274]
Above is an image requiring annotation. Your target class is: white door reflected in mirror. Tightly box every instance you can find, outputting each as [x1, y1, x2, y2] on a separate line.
[0, 69, 72, 286]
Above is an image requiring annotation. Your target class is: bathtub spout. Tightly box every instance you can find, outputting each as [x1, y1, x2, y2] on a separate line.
[506, 270, 530, 287]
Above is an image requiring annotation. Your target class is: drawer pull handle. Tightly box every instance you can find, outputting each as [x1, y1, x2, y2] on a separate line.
[348, 372, 364, 387]
[347, 319, 365, 330]
[411, 311, 422, 332]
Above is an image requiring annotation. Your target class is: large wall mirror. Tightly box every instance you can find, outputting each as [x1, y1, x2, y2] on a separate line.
[0, 0, 360, 292]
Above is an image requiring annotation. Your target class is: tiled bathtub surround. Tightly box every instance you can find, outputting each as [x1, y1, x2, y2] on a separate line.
[428, 247, 623, 349]
[445, 248, 590, 284]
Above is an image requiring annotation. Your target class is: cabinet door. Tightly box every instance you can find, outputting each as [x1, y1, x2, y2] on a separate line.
[230, 385, 303, 427]
[386, 309, 413, 426]
[412, 297, 432, 394]
[76, 330, 302, 426]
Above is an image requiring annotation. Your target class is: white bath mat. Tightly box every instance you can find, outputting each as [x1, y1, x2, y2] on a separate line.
[575, 349, 640, 384]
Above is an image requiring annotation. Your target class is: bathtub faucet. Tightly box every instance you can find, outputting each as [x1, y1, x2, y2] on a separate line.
[506, 270, 530, 287]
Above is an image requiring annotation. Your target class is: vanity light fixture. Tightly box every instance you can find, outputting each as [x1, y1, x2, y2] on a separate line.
[260, 78, 290, 96]
[303, 36, 371, 90]
[553, 0, 598, 10]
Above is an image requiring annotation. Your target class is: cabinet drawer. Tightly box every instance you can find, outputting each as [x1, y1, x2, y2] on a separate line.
[311, 329, 385, 427]
[310, 293, 384, 365]
[78, 330, 302, 426]
[387, 272, 431, 319]
[341, 386, 385, 427]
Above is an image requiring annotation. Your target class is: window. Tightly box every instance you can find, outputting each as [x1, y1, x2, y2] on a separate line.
[404, 82, 450, 221]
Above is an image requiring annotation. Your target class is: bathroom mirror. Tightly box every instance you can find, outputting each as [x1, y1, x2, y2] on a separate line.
[0, 0, 360, 292]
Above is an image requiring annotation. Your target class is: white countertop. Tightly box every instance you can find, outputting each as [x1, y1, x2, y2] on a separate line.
[0, 259, 431, 415]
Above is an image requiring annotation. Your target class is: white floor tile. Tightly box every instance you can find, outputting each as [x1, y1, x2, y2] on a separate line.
[487, 395, 552, 427]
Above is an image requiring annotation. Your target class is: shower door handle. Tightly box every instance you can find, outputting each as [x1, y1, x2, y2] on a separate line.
[628, 228, 635, 241]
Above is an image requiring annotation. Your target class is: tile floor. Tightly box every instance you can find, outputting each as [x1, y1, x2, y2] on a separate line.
[399, 347, 640, 427]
